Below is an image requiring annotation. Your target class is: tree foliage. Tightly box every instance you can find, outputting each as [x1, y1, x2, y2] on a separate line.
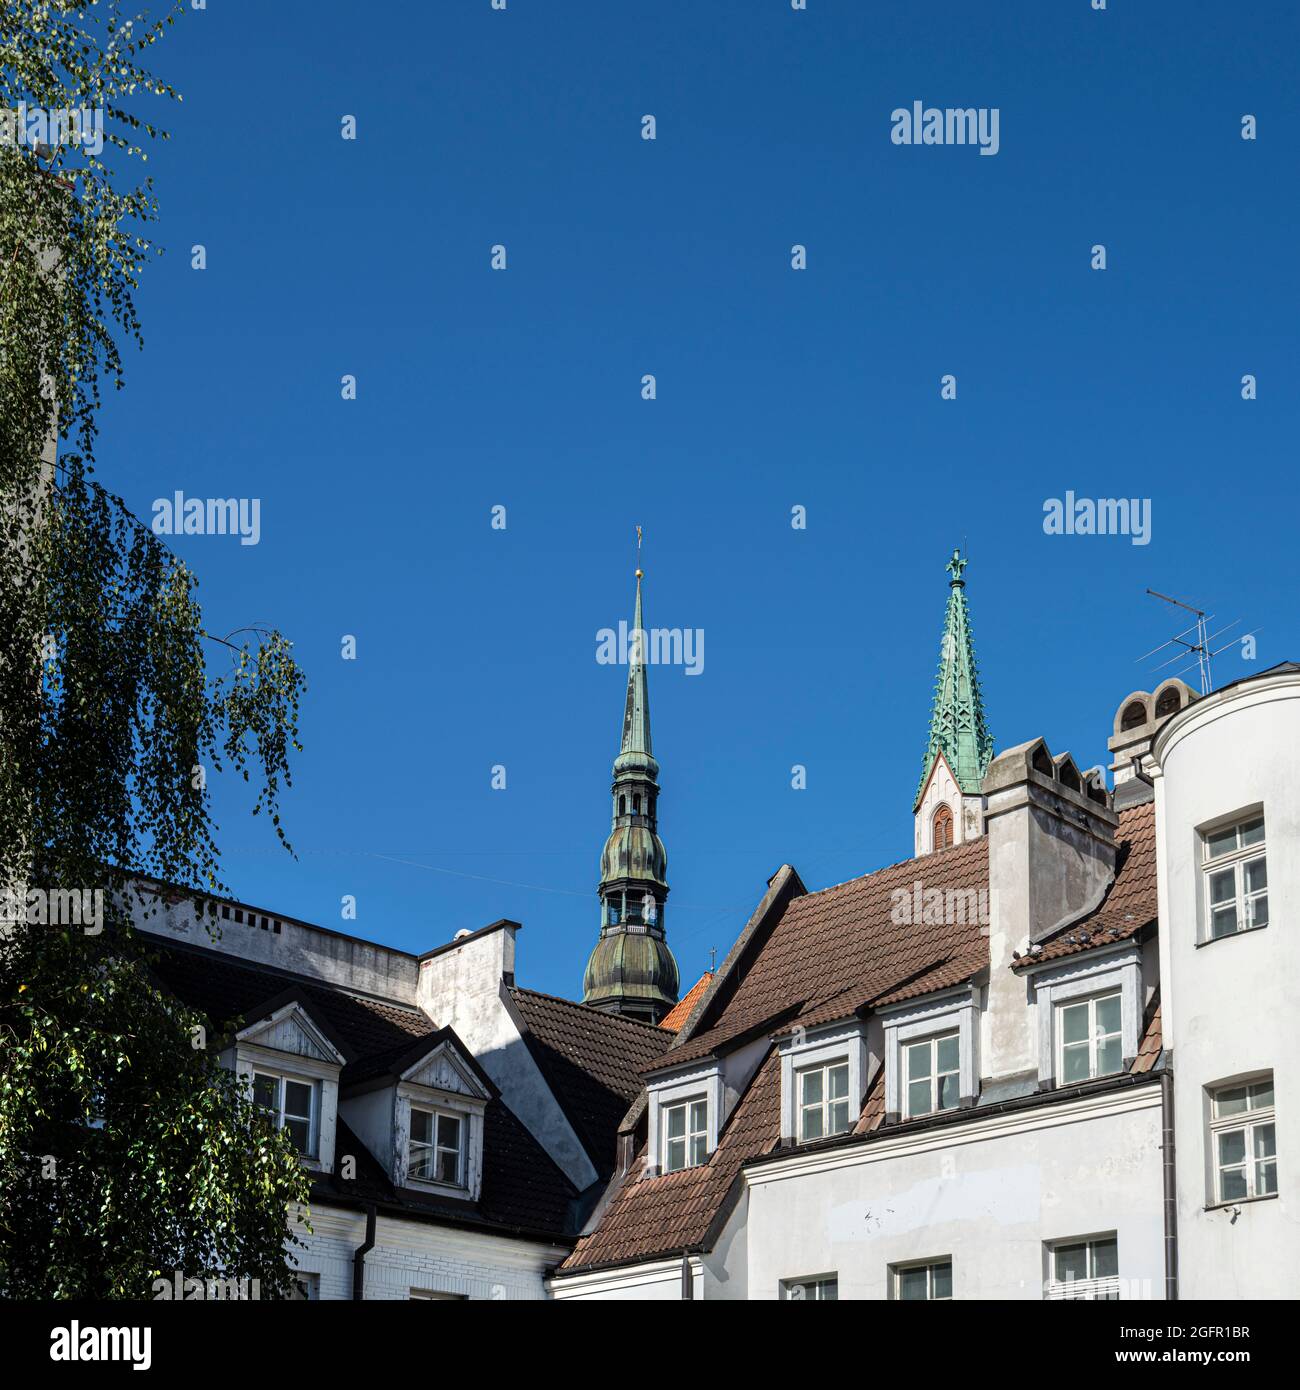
[1, 2, 311, 1298]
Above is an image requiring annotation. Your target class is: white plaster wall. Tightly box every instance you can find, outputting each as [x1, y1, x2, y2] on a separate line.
[735, 1089, 1163, 1301]
[550, 1257, 695, 1301]
[1152, 673, 1300, 1299]
[298, 1204, 566, 1301]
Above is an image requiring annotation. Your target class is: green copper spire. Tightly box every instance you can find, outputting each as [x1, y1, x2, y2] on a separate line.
[584, 558, 679, 1024]
[914, 550, 995, 807]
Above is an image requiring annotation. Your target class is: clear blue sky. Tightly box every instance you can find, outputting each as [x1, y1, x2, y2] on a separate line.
[105, 0, 1300, 1000]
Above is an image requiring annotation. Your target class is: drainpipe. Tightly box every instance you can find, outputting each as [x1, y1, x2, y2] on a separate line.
[1161, 1067, 1178, 1301]
[351, 1203, 376, 1301]
[681, 1249, 694, 1301]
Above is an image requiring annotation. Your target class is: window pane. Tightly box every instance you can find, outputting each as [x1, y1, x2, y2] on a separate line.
[666, 1105, 685, 1139]
[1240, 817, 1265, 847]
[938, 1072, 960, 1111]
[1253, 1122, 1275, 1160]
[284, 1080, 312, 1120]
[689, 1132, 708, 1166]
[802, 1069, 823, 1105]
[1096, 1035, 1122, 1077]
[907, 1041, 931, 1080]
[907, 1078, 931, 1118]
[829, 1101, 850, 1135]
[253, 1074, 278, 1110]
[410, 1109, 432, 1144]
[931, 1263, 952, 1299]
[666, 1137, 685, 1172]
[1060, 1002, 1088, 1045]
[1092, 1238, 1119, 1279]
[1061, 1041, 1090, 1084]
[1220, 1166, 1248, 1202]
[690, 1100, 708, 1134]
[936, 1034, 960, 1074]
[409, 1147, 433, 1180]
[1215, 1087, 1249, 1118]
[1244, 857, 1267, 893]
[1211, 905, 1239, 939]
[820, 1279, 838, 1301]
[1249, 1079, 1275, 1109]
[898, 1267, 929, 1301]
[1248, 894, 1269, 929]
[1257, 1160, 1278, 1196]
[437, 1114, 460, 1150]
[436, 1147, 459, 1184]
[1206, 825, 1237, 859]
[828, 1064, 849, 1100]
[802, 1107, 824, 1142]
[1055, 1243, 1088, 1283]
[1095, 994, 1121, 1037]
[1208, 868, 1236, 905]
[1218, 1129, 1246, 1167]
[285, 1117, 310, 1154]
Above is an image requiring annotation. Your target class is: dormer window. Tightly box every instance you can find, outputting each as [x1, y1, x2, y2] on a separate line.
[904, 1032, 960, 1119]
[1057, 993, 1122, 1083]
[1028, 947, 1141, 1090]
[664, 1096, 708, 1172]
[254, 1071, 318, 1157]
[799, 1060, 851, 1140]
[409, 1106, 464, 1186]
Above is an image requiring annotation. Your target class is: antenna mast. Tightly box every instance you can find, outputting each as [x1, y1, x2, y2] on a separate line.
[1142, 589, 1213, 694]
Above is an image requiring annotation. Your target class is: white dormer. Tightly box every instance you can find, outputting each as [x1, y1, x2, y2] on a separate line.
[341, 1030, 493, 1203]
[644, 1059, 724, 1178]
[777, 1019, 871, 1145]
[224, 994, 348, 1174]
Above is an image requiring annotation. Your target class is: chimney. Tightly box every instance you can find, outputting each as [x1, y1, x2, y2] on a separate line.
[1108, 679, 1198, 791]
[981, 738, 1120, 1078]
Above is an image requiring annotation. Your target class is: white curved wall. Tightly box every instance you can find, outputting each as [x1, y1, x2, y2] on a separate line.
[1152, 669, 1300, 1299]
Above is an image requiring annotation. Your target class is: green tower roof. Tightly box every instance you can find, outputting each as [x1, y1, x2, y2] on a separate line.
[915, 550, 995, 807]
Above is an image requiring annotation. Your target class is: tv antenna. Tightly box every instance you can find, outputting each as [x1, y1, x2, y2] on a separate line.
[1137, 589, 1260, 695]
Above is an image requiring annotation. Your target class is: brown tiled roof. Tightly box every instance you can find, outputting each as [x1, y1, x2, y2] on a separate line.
[509, 987, 670, 1177]
[660, 973, 713, 1032]
[1132, 991, 1163, 1074]
[1012, 801, 1157, 970]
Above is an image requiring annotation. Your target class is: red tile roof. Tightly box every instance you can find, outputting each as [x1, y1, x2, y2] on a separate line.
[660, 973, 714, 1032]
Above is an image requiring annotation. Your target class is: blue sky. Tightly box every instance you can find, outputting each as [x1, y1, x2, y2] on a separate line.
[104, 0, 1299, 999]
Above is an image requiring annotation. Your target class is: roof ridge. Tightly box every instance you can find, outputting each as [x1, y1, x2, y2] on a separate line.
[511, 985, 671, 1035]
[800, 833, 988, 902]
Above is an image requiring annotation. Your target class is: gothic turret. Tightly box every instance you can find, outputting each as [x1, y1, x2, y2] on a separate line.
[914, 550, 995, 855]
[582, 565, 679, 1023]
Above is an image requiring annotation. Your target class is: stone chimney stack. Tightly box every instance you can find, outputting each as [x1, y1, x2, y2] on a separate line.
[1107, 678, 1198, 800]
[981, 738, 1120, 1079]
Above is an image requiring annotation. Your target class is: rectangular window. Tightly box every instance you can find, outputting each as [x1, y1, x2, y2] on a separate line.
[798, 1060, 851, 1141]
[892, 1259, 952, 1301]
[1202, 814, 1267, 940]
[1046, 1236, 1119, 1300]
[253, 1072, 317, 1156]
[1210, 1077, 1276, 1204]
[409, 1106, 464, 1185]
[904, 1033, 960, 1118]
[781, 1276, 838, 1301]
[289, 1273, 320, 1301]
[663, 1096, 708, 1172]
[1057, 991, 1122, 1084]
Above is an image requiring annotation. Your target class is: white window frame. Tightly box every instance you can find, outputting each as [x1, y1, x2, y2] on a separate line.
[253, 1070, 318, 1158]
[1028, 946, 1141, 1089]
[645, 1061, 723, 1177]
[408, 1104, 466, 1187]
[1200, 812, 1268, 942]
[902, 1031, 961, 1120]
[797, 1059, 852, 1142]
[890, 1259, 952, 1301]
[1208, 1076, 1277, 1206]
[881, 988, 977, 1124]
[781, 1275, 838, 1301]
[662, 1095, 709, 1173]
[778, 1021, 868, 1145]
[1045, 1235, 1119, 1300]
[1054, 990, 1123, 1086]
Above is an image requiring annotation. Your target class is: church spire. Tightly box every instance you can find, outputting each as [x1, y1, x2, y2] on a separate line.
[914, 551, 995, 845]
[583, 549, 679, 1023]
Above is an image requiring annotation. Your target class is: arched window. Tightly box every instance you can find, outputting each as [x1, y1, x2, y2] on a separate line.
[933, 804, 954, 851]
[1121, 700, 1147, 731]
[618, 795, 626, 817]
[1155, 687, 1181, 718]
[633, 794, 642, 815]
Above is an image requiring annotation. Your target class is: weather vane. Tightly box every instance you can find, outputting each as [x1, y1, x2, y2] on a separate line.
[635, 525, 644, 579]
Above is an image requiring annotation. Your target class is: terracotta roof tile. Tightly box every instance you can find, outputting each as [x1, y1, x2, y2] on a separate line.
[660, 973, 713, 1032]
[1132, 991, 1162, 1074]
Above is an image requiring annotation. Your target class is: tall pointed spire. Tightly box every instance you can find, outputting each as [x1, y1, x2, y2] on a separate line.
[583, 546, 679, 1023]
[915, 549, 994, 808]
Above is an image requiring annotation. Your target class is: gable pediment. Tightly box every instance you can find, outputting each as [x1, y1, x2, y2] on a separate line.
[401, 1041, 491, 1101]
[237, 1000, 346, 1067]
